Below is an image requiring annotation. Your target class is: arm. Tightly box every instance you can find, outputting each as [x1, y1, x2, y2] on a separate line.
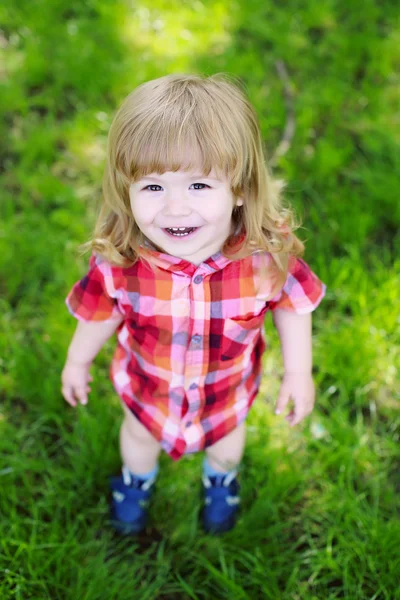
[272, 309, 315, 426]
[61, 318, 123, 407]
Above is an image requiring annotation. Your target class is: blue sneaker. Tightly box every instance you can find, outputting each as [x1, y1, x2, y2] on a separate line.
[202, 470, 240, 533]
[109, 466, 156, 535]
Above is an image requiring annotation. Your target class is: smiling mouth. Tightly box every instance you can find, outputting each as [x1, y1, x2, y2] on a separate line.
[164, 227, 199, 237]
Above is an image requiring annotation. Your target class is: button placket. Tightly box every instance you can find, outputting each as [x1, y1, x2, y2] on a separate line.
[183, 270, 208, 435]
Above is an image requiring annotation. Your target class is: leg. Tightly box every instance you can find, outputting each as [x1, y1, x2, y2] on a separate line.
[202, 423, 246, 533]
[119, 402, 162, 475]
[110, 403, 161, 533]
[205, 422, 246, 473]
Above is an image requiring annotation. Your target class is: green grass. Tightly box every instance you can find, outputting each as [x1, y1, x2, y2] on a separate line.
[1, 0, 399, 598]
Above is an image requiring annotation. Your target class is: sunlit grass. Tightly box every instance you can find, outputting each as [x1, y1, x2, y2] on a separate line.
[123, 1, 234, 62]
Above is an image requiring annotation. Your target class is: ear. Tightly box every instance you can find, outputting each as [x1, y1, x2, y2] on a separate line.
[235, 197, 244, 207]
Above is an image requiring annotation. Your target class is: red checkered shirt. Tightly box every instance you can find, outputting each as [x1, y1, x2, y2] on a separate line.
[66, 247, 326, 460]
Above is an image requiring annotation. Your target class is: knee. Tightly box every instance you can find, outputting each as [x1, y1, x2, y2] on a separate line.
[122, 413, 157, 447]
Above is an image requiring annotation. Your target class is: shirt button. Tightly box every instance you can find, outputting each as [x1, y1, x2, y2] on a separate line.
[192, 334, 201, 344]
[189, 382, 198, 390]
[194, 275, 203, 284]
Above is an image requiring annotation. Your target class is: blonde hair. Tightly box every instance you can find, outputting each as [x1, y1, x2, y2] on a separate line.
[87, 73, 304, 282]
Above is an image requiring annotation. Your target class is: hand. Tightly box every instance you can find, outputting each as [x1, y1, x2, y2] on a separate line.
[61, 360, 93, 407]
[274, 372, 315, 427]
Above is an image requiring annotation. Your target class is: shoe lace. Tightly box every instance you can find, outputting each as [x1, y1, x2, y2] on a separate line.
[122, 466, 156, 491]
[202, 468, 238, 489]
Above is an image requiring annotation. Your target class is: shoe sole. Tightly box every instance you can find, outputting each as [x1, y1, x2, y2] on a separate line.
[109, 517, 146, 535]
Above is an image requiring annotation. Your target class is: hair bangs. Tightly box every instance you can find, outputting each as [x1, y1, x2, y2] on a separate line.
[128, 123, 213, 181]
[118, 91, 246, 187]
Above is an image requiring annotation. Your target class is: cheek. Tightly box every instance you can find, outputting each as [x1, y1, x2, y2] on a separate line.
[205, 195, 235, 222]
[130, 197, 157, 225]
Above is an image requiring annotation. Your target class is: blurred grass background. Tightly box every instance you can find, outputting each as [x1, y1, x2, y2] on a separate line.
[0, 0, 399, 598]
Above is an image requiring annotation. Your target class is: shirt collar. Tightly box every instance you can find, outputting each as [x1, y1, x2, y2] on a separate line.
[138, 240, 235, 276]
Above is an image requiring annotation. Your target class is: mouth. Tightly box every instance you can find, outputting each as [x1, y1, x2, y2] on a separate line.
[163, 226, 200, 238]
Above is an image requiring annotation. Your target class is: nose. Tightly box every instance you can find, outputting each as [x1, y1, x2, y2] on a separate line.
[163, 191, 191, 217]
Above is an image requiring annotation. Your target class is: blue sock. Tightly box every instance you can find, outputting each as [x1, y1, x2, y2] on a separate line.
[203, 458, 237, 478]
[122, 464, 159, 487]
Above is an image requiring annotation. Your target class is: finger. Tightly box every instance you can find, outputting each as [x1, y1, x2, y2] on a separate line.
[76, 389, 88, 405]
[287, 409, 306, 427]
[287, 400, 314, 426]
[275, 385, 291, 415]
[286, 414, 299, 427]
[62, 386, 77, 408]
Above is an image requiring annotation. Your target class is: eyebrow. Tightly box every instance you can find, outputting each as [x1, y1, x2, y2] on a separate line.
[138, 175, 221, 182]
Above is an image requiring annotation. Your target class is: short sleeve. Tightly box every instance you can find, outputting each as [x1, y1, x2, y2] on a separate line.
[66, 255, 123, 322]
[269, 257, 326, 314]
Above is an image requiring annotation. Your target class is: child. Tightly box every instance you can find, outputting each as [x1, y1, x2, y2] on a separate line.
[61, 73, 326, 535]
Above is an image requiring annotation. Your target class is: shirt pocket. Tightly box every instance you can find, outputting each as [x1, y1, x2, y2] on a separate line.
[220, 303, 270, 362]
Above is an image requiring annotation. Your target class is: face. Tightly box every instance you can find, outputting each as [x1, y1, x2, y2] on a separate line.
[129, 169, 243, 265]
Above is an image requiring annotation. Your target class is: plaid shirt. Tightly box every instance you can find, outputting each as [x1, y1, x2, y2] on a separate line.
[66, 248, 326, 460]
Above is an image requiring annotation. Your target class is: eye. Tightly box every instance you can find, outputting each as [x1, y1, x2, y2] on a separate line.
[190, 183, 210, 190]
[143, 184, 163, 192]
